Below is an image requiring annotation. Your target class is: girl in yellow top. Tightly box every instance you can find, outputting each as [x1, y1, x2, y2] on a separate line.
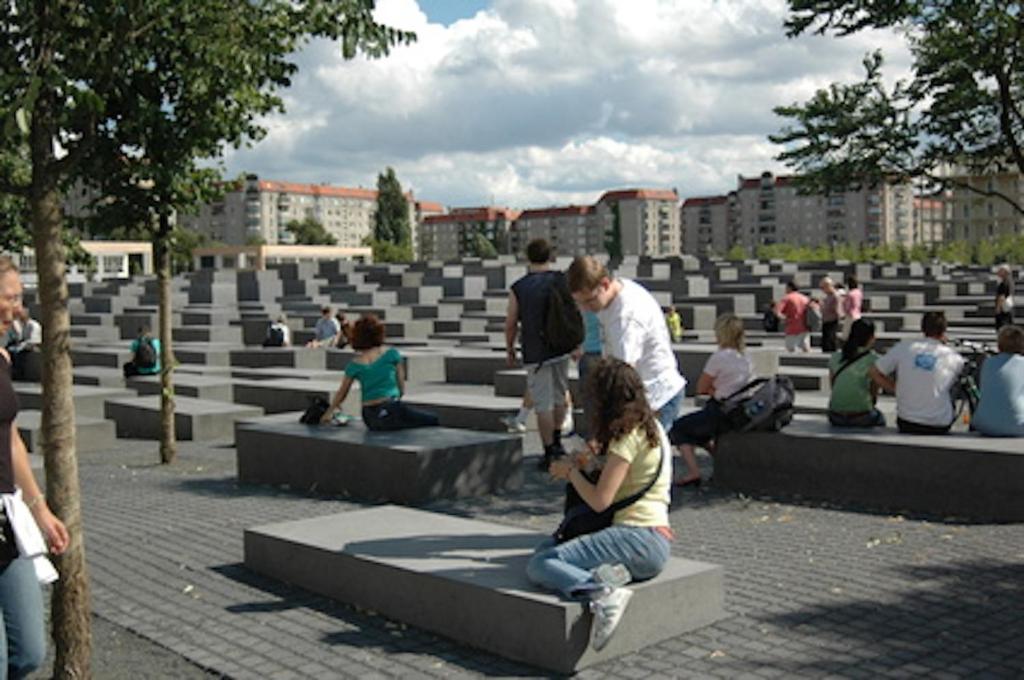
[526, 357, 672, 652]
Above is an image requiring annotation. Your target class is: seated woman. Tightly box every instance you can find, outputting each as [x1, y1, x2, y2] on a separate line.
[828, 318, 885, 427]
[668, 313, 753, 481]
[321, 314, 439, 431]
[971, 324, 1024, 437]
[526, 358, 672, 652]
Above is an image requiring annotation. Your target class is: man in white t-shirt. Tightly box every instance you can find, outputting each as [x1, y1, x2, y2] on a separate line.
[869, 311, 965, 434]
[567, 256, 700, 486]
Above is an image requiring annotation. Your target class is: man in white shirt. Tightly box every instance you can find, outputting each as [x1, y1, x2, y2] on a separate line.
[869, 311, 965, 434]
[308, 306, 340, 348]
[567, 256, 701, 486]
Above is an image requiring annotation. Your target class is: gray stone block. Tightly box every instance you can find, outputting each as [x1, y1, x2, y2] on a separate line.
[244, 506, 725, 674]
[229, 347, 327, 370]
[16, 410, 116, 453]
[15, 384, 132, 419]
[235, 419, 521, 503]
[402, 392, 521, 431]
[105, 395, 263, 441]
[444, 353, 509, 385]
[71, 347, 133, 369]
[231, 378, 341, 414]
[128, 374, 234, 402]
[72, 366, 126, 388]
[714, 415, 1024, 521]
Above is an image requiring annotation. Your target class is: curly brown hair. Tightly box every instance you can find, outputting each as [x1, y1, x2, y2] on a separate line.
[350, 314, 386, 350]
[585, 357, 661, 450]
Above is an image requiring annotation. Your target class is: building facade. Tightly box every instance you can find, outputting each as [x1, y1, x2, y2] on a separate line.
[943, 169, 1024, 242]
[178, 174, 433, 252]
[419, 207, 520, 261]
[680, 172, 926, 255]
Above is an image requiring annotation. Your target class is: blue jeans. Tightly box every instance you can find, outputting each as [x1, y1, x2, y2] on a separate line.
[0, 558, 46, 679]
[655, 388, 686, 433]
[526, 525, 670, 599]
[361, 399, 439, 431]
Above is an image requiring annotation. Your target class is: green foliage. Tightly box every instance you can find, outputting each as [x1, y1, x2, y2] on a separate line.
[774, 2, 1024, 215]
[604, 202, 623, 258]
[284, 218, 336, 245]
[170, 228, 207, 274]
[374, 167, 411, 247]
[467, 229, 498, 258]
[363, 236, 413, 263]
[724, 244, 749, 260]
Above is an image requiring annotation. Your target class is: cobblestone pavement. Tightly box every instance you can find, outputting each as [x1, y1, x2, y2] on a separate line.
[26, 431, 1024, 679]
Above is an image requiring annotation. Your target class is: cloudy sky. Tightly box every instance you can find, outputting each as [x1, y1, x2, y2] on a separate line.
[222, 0, 911, 209]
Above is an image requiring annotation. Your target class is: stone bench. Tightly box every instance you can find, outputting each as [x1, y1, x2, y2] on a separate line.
[714, 415, 1024, 521]
[15, 384, 132, 420]
[231, 378, 342, 414]
[229, 347, 327, 370]
[401, 391, 522, 432]
[70, 347, 132, 369]
[235, 418, 521, 503]
[105, 395, 263, 441]
[16, 410, 116, 453]
[244, 506, 724, 674]
[443, 353, 509, 385]
[128, 373, 234, 402]
[72, 366, 126, 388]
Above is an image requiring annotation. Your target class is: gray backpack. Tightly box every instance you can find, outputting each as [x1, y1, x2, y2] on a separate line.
[719, 376, 796, 433]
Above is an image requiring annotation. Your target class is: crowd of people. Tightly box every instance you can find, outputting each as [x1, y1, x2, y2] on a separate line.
[2, 241, 1021, 667]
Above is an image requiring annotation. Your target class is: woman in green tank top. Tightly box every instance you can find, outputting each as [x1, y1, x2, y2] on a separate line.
[322, 315, 438, 431]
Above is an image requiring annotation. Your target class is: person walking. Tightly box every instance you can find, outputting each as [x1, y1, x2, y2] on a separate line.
[776, 281, 811, 353]
[841, 275, 863, 340]
[995, 264, 1015, 331]
[567, 256, 700, 486]
[505, 239, 576, 470]
[665, 306, 683, 343]
[819, 276, 843, 353]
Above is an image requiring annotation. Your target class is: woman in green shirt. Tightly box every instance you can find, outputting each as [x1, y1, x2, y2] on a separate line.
[322, 315, 438, 431]
[828, 318, 885, 427]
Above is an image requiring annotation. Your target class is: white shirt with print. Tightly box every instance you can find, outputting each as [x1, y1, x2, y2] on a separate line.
[598, 279, 686, 411]
[874, 337, 965, 427]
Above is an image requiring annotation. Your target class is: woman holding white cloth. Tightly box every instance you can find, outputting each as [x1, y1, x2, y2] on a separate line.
[0, 256, 69, 678]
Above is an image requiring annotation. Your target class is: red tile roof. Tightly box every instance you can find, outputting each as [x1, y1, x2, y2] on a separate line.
[416, 201, 445, 213]
[517, 205, 594, 219]
[598, 188, 679, 203]
[682, 196, 728, 207]
[423, 207, 519, 224]
[258, 180, 380, 200]
[738, 174, 796, 190]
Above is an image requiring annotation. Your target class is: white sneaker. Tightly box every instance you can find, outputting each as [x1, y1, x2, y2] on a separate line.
[561, 411, 575, 435]
[500, 414, 526, 433]
[590, 586, 633, 651]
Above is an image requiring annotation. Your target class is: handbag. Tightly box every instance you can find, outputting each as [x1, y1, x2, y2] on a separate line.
[552, 432, 667, 544]
[299, 395, 331, 424]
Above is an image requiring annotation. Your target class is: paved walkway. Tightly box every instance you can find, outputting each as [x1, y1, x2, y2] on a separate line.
[28, 431, 1024, 678]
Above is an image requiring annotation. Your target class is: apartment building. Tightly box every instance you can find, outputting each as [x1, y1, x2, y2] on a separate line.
[596, 189, 681, 257]
[509, 206, 605, 258]
[419, 207, 519, 261]
[681, 196, 730, 256]
[943, 168, 1024, 242]
[913, 196, 948, 245]
[178, 174, 433, 252]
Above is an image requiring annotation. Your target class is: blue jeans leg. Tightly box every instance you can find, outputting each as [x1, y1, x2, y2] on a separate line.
[362, 400, 439, 431]
[526, 526, 670, 599]
[655, 388, 686, 433]
[0, 558, 46, 680]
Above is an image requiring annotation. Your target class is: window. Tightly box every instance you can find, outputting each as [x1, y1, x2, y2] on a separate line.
[102, 256, 123, 273]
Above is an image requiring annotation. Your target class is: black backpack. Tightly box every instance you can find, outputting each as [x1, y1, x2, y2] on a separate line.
[719, 376, 795, 433]
[135, 336, 157, 369]
[762, 309, 780, 333]
[541, 273, 584, 356]
[263, 324, 285, 347]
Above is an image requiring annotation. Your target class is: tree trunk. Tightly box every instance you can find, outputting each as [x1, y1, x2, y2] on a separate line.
[30, 87, 92, 679]
[157, 216, 177, 464]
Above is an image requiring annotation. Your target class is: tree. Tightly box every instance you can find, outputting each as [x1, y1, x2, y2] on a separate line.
[772, 2, 1024, 215]
[724, 244, 749, 261]
[0, 1, 413, 674]
[374, 167, 411, 246]
[605, 202, 623, 259]
[468, 228, 498, 259]
[285, 218, 337, 245]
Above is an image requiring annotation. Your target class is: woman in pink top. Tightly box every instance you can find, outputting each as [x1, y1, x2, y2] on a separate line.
[841, 275, 863, 339]
[668, 314, 753, 486]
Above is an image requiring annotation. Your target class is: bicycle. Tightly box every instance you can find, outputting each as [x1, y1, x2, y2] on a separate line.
[950, 338, 997, 427]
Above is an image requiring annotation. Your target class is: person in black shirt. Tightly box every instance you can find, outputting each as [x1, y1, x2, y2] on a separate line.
[996, 264, 1015, 331]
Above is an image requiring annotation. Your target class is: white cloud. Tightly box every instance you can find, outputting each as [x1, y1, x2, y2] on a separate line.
[223, 0, 913, 206]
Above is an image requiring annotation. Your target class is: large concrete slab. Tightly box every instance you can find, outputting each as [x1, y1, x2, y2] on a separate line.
[16, 410, 116, 453]
[244, 506, 725, 674]
[235, 419, 522, 503]
[229, 347, 327, 370]
[715, 415, 1024, 521]
[401, 391, 522, 431]
[128, 373, 234, 402]
[231, 378, 342, 414]
[14, 384, 132, 420]
[105, 395, 263, 441]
